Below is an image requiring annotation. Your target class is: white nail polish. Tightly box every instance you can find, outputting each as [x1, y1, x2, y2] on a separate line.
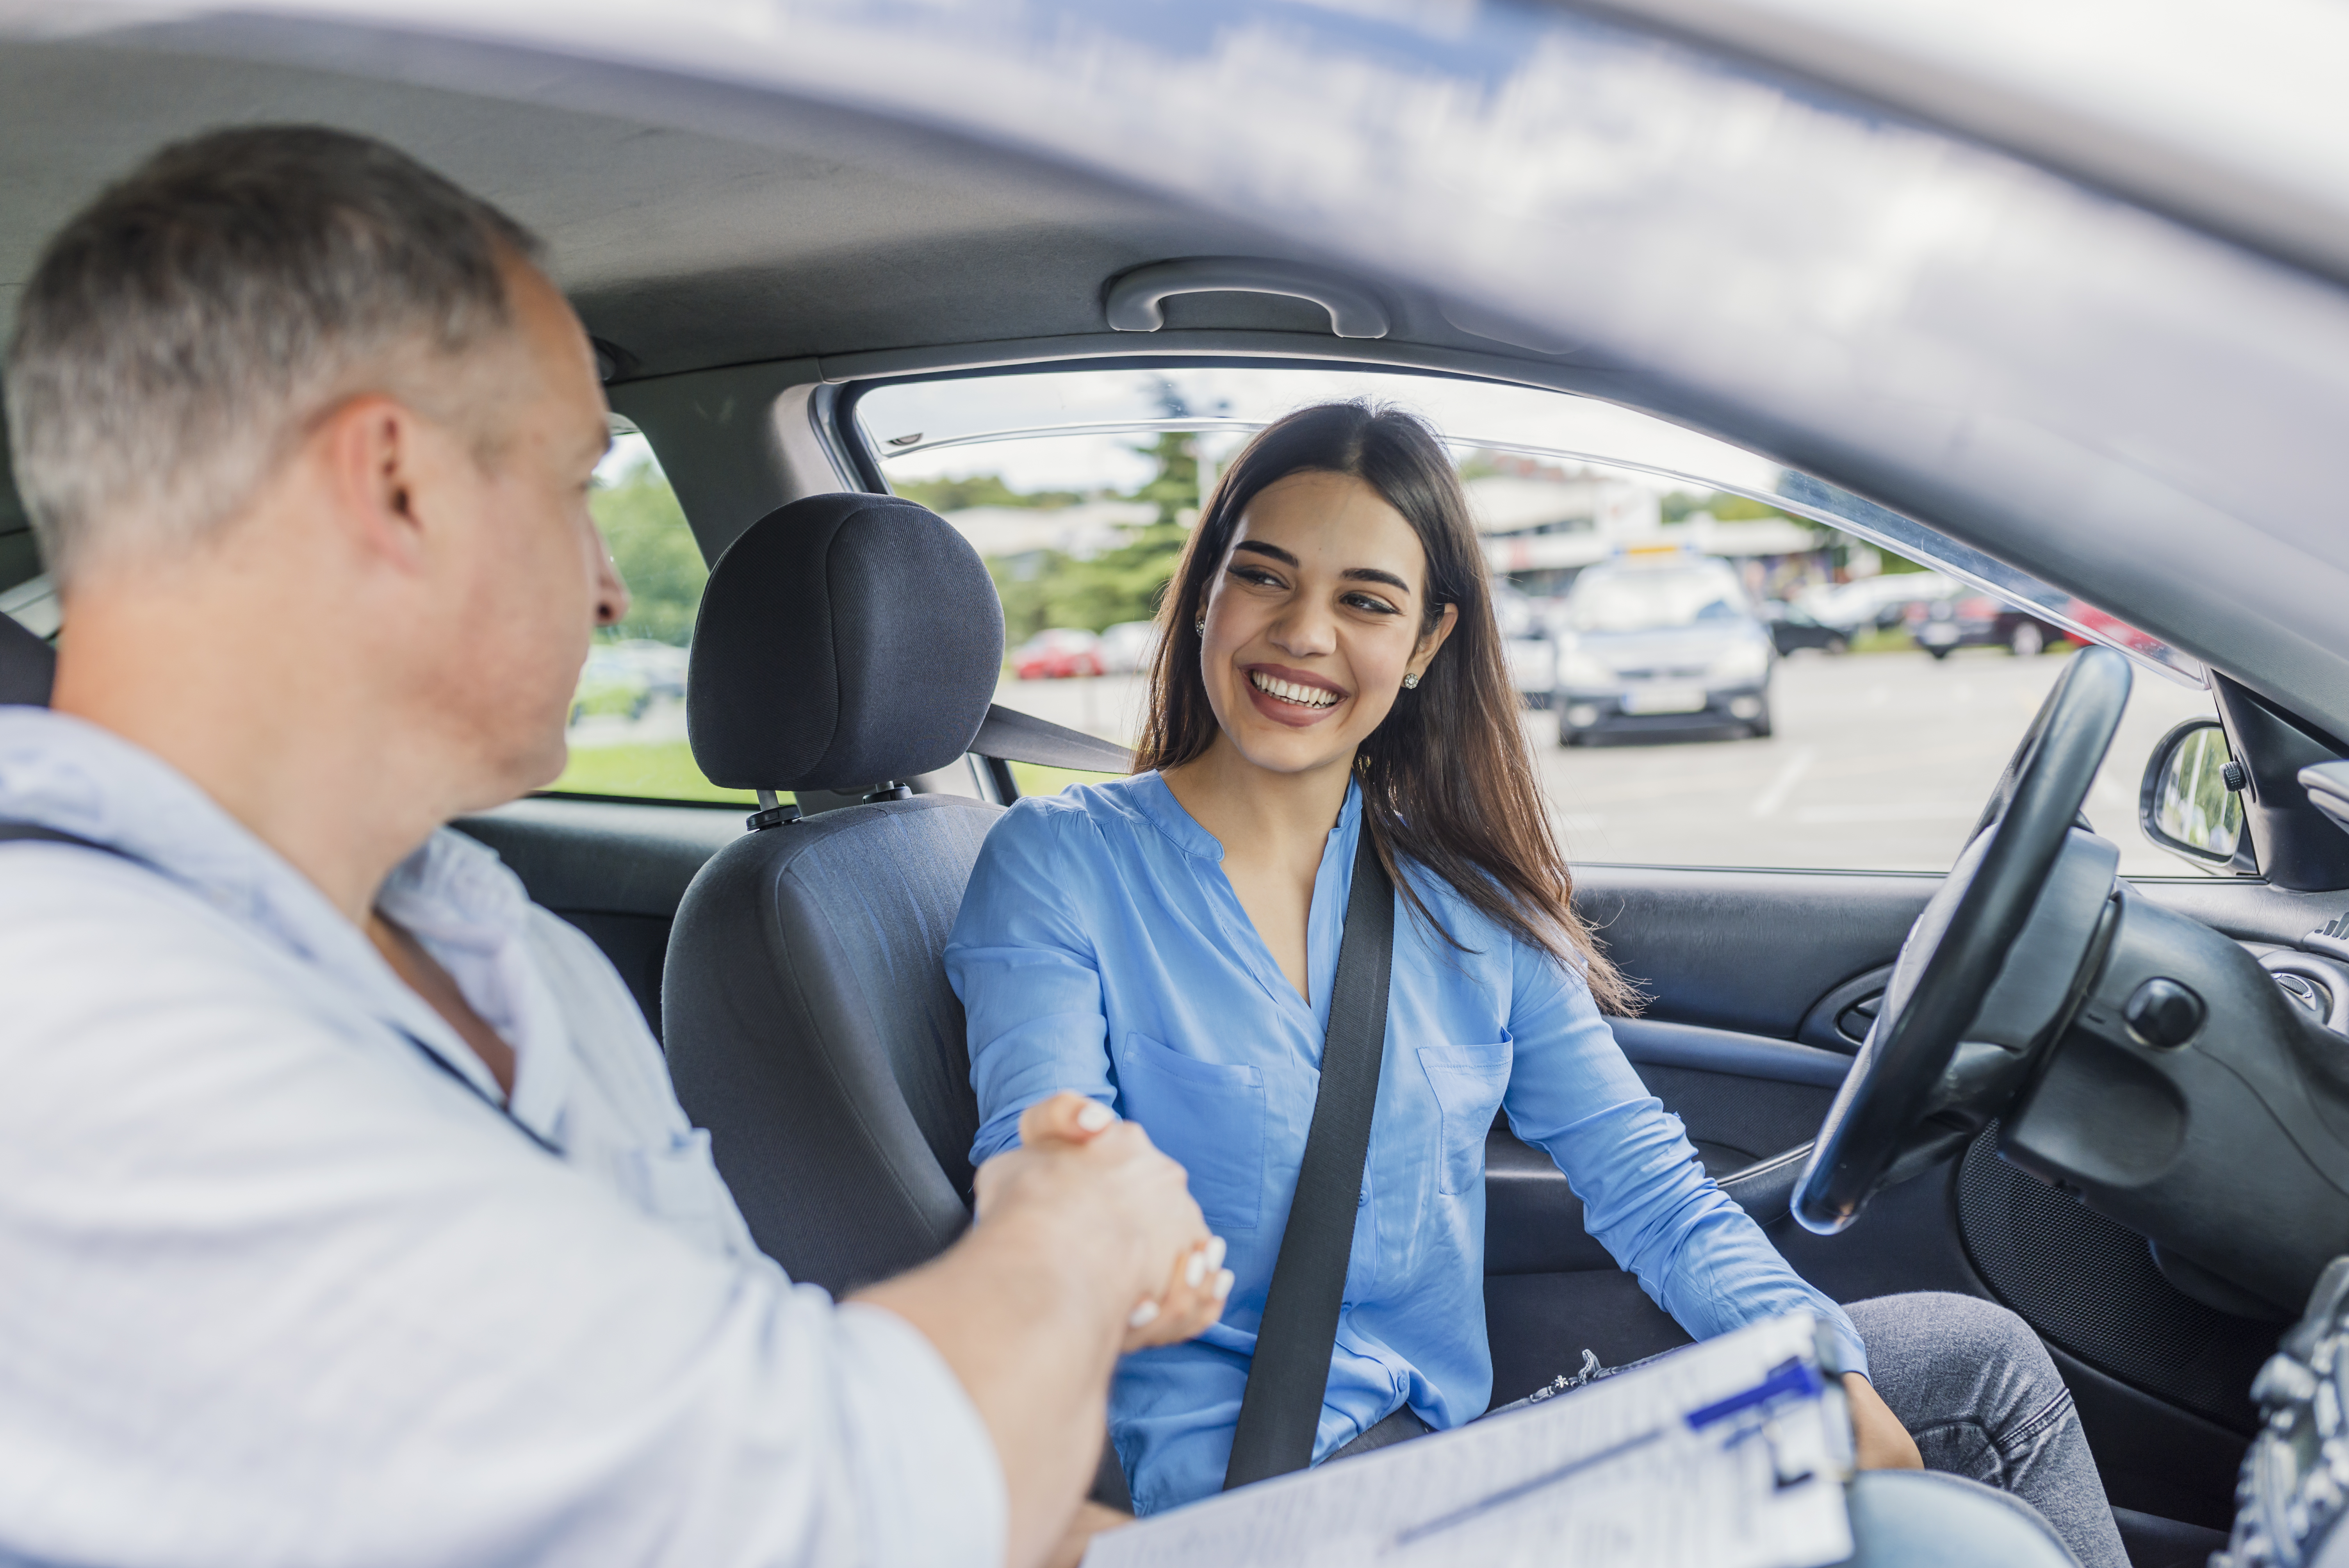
[1076, 1102, 1116, 1132]
[1128, 1299, 1161, 1328]
[1212, 1269, 1235, 1299]
[1185, 1251, 1208, 1289]
[1206, 1236, 1228, 1271]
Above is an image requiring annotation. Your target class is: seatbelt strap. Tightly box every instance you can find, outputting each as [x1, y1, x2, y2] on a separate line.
[0, 819, 561, 1157]
[1223, 822, 1396, 1490]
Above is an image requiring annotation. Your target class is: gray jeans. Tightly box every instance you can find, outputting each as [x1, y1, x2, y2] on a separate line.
[1333, 1292, 2126, 1568]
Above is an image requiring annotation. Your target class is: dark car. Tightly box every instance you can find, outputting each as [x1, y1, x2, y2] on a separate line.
[1551, 556, 1776, 743]
[1909, 591, 2068, 659]
[1759, 599, 1849, 656]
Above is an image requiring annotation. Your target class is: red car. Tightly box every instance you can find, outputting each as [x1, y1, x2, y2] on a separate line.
[1011, 627, 1105, 679]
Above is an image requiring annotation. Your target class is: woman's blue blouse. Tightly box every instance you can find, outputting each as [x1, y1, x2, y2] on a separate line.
[945, 772, 1864, 1516]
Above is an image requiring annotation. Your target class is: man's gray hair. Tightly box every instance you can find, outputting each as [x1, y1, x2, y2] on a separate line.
[4, 125, 545, 584]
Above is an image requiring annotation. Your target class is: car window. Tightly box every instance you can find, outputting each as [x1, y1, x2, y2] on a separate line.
[543, 434, 757, 807]
[854, 364, 2221, 875]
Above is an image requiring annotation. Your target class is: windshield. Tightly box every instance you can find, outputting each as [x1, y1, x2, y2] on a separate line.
[1570, 568, 1747, 634]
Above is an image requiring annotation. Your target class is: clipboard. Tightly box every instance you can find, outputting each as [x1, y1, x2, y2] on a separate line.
[1083, 1311, 1855, 1568]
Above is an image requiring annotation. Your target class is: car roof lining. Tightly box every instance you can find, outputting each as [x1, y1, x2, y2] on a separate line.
[0, 33, 1597, 388]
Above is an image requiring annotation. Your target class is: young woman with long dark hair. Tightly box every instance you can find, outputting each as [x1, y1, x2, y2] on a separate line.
[945, 403, 2124, 1566]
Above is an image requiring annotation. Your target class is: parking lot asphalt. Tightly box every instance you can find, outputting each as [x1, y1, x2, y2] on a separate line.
[996, 647, 2221, 878]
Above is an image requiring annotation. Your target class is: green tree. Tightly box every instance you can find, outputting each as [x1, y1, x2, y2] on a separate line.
[592, 460, 706, 646]
[1023, 431, 1198, 634]
[893, 472, 1082, 512]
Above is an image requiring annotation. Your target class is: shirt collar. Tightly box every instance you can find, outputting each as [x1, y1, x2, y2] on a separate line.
[1130, 768, 1363, 861]
[0, 706, 527, 1100]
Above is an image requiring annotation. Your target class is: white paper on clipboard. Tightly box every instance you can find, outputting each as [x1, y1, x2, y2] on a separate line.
[1083, 1311, 1854, 1568]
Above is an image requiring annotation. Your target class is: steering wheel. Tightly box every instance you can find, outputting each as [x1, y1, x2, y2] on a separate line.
[1793, 645, 2135, 1234]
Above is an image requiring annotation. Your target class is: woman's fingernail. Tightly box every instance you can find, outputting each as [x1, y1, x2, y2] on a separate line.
[1212, 1269, 1235, 1300]
[1206, 1236, 1228, 1271]
[1076, 1102, 1116, 1132]
[1184, 1250, 1208, 1289]
[1128, 1299, 1161, 1328]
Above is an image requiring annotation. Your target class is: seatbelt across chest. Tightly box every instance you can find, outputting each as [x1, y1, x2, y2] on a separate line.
[1223, 823, 1396, 1490]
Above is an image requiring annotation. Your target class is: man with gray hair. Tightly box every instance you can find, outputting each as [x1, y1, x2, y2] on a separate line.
[0, 126, 1224, 1568]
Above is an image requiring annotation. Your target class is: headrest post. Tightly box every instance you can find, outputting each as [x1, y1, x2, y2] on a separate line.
[745, 789, 803, 833]
[861, 783, 912, 804]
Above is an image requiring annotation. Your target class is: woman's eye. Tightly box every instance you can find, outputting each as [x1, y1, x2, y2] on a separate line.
[1230, 566, 1283, 588]
[1344, 593, 1400, 615]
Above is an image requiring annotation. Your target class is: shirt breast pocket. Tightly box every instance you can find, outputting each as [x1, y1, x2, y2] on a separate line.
[1417, 1041, 1513, 1197]
[1114, 1033, 1267, 1231]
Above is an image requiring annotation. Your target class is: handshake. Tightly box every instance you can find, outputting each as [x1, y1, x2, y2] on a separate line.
[977, 1091, 1235, 1351]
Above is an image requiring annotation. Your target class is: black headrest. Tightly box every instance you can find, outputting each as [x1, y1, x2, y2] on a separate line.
[687, 493, 1004, 792]
[0, 610, 55, 707]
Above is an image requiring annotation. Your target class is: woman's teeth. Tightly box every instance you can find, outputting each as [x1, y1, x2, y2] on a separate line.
[1251, 670, 1340, 709]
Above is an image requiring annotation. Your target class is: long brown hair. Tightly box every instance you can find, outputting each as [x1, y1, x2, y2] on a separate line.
[1135, 401, 1637, 1014]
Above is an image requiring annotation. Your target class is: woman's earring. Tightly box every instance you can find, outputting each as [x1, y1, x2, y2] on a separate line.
[1403, 672, 1421, 690]
[1195, 615, 1207, 635]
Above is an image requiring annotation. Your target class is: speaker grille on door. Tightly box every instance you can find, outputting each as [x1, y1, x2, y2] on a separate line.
[1956, 1123, 2278, 1433]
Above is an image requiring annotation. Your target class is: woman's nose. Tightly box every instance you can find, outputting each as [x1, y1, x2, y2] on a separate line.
[1267, 602, 1337, 657]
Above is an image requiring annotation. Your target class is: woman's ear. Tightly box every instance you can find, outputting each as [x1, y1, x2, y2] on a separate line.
[1408, 602, 1460, 681]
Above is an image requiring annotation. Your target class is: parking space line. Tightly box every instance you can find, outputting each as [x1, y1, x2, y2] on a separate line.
[1748, 746, 1817, 820]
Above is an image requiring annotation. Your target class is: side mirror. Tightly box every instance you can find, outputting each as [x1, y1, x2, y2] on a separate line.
[2139, 718, 2255, 873]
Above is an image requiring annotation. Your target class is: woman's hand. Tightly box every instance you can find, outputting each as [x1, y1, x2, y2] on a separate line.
[1015, 1092, 1234, 1350]
[1842, 1372, 1922, 1470]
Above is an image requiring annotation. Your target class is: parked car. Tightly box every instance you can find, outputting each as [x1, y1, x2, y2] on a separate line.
[1551, 555, 1776, 743]
[1908, 590, 2069, 659]
[569, 646, 654, 724]
[1096, 619, 1161, 674]
[1758, 599, 1848, 656]
[1011, 627, 1104, 679]
[609, 639, 690, 704]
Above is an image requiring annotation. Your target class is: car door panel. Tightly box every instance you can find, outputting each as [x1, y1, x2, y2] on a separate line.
[1573, 866, 1935, 1037]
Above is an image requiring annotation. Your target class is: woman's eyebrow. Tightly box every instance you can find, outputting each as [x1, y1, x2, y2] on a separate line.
[1233, 540, 1412, 594]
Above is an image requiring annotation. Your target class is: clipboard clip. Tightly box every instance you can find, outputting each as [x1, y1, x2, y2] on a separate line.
[1683, 1357, 1826, 1433]
[1685, 1356, 1834, 1491]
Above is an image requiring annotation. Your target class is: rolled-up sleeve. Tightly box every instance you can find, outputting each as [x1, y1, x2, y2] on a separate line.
[946, 802, 1118, 1165]
[1497, 942, 1868, 1379]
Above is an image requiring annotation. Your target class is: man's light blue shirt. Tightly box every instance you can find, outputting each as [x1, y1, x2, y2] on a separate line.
[946, 772, 1864, 1517]
[0, 707, 1004, 1568]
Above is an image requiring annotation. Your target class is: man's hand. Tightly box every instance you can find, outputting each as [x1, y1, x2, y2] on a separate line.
[858, 1092, 1229, 1568]
[1842, 1372, 1922, 1470]
[989, 1092, 1232, 1349]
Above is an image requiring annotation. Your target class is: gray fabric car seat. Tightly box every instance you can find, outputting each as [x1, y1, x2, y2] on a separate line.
[662, 492, 1009, 1296]
[0, 609, 56, 706]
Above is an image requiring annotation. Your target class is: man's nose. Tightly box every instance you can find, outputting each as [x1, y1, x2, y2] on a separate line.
[595, 548, 631, 629]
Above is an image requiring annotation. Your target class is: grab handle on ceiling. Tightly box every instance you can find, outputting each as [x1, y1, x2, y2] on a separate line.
[1104, 258, 1389, 339]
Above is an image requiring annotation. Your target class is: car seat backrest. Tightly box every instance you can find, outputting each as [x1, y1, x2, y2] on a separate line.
[663, 492, 1008, 1295]
[0, 610, 55, 706]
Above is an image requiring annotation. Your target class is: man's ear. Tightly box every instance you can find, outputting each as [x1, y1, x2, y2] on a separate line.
[315, 394, 431, 573]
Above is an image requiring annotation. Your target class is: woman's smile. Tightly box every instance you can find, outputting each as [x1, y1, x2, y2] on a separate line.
[1243, 663, 1347, 726]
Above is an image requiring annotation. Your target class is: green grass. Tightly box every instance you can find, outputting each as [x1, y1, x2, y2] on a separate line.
[546, 745, 1117, 806]
[546, 741, 762, 806]
[1009, 761, 1128, 798]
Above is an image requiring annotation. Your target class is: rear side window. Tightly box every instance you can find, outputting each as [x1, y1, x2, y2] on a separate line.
[544, 435, 757, 807]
